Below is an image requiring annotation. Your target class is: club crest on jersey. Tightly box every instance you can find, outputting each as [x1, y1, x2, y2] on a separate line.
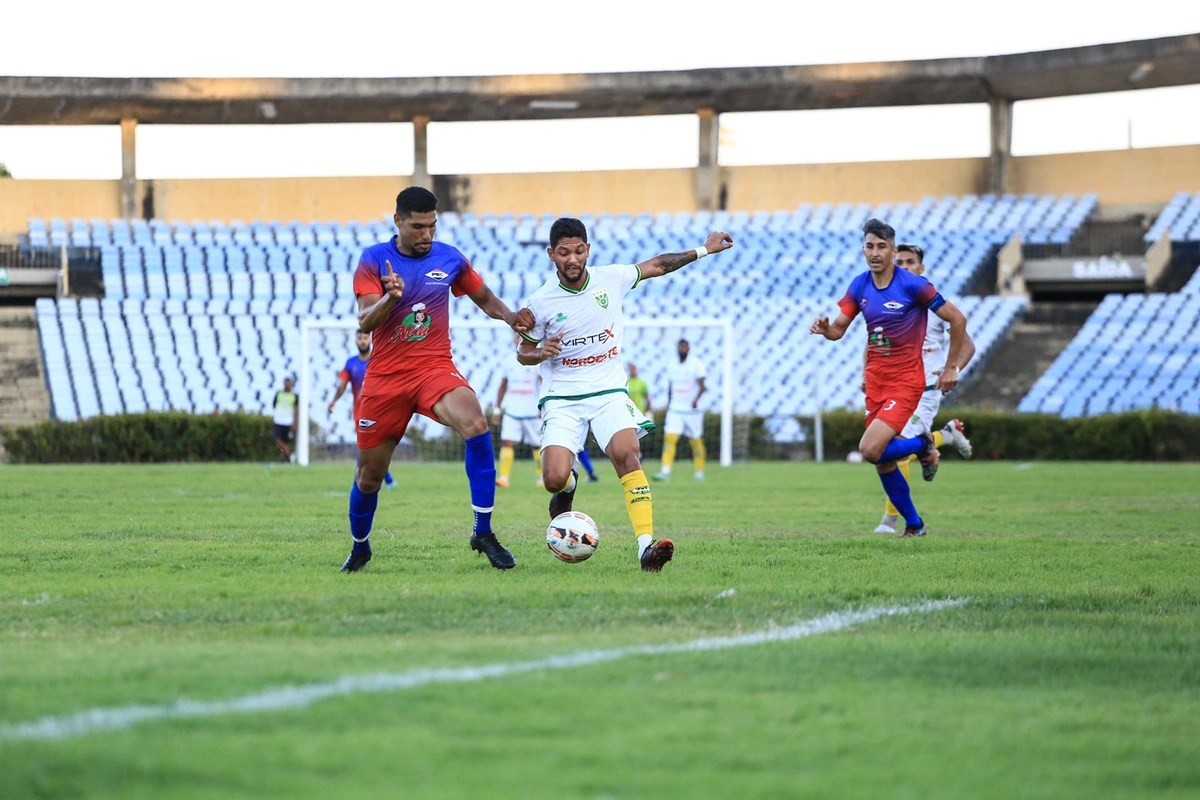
[424, 269, 449, 281]
[593, 290, 609, 309]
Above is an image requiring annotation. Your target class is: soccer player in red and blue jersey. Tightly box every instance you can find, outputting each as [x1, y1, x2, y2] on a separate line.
[328, 329, 395, 489]
[810, 218, 970, 537]
[341, 187, 533, 572]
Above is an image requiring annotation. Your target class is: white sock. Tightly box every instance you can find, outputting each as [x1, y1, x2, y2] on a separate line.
[637, 533, 653, 557]
[660, 465, 672, 476]
[564, 472, 577, 493]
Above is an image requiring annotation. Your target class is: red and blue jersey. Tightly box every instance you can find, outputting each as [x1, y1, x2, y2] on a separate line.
[338, 355, 369, 410]
[352, 239, 484, 379]
[837, 267, 945, 392]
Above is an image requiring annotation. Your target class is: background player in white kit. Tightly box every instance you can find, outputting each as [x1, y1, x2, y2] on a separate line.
[653, 338, 708, 482]
[874, 243, 977, 534]
[492, 346, 543, 488]
[518, 217, 733, 572]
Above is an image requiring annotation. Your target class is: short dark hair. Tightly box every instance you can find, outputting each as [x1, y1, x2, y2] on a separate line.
[549, 217, 588, 249]
[862, 218, 895, 242]
[356, 328, 367, 335]
[396, 187, 438, 218]
[897, 243, 925, 262]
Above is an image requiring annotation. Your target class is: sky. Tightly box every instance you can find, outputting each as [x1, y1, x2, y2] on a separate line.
[1, 0, 1199, 178]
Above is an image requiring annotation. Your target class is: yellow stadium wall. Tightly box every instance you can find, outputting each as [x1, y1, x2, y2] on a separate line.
[1009, 144, 1200, 206]
[3, 143, 1199, 233]
[0, 180, 121, 233]
[723, 158, 991, 209]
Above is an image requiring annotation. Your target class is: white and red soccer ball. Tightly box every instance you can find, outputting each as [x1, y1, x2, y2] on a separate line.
[546, 511, 600, 563]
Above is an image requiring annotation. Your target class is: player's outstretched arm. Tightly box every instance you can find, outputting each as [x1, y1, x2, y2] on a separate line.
[467, 284, 534, 333]
[492, 378, 508, 425]
[517, 335, 562, 366]
[934, 301, 969, 393]
[328, 378, 349, 413]
[357, 260, 405, 333]
[810, 313, 852, 341]
[638, 231, 733, 279]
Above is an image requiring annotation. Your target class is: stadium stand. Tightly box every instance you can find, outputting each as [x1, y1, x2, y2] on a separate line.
[1144, 192, 1200, 244]
[1018, 191, 1200, 417]
[31, 193, 1094, 442]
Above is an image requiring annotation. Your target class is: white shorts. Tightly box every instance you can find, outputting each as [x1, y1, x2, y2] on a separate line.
[900, 390, 942, 438]
[540, 391, 654, 454]
[500, 415, 540, 447]
[664, 409, 704, 439]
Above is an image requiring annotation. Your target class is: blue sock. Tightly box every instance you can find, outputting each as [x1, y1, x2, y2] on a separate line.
[576, 448, 596, 477]
[349, 482, 378, 553]
[463, 431, 495, 534]
[384, 471, 394, 485]
[879, 468, 921, 528]
[878, 434, 927, 464]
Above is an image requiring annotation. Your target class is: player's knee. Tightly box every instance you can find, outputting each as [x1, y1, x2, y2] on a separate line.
[613, 450, 642, 475]
[356, 474, 384, 493]
[459, 416, 489, 439]
[355, 464, 386, 493]
[860, 442, 885, 464]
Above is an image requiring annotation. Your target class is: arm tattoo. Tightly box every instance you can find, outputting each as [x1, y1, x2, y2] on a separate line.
[654, 251, 696, 274]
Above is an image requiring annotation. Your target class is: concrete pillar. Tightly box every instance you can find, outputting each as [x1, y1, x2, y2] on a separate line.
[120, 118, 138, 218]
[412, 115, 431, 190]
[695, 108, 719, 212]
[989, 97, 1012, 196]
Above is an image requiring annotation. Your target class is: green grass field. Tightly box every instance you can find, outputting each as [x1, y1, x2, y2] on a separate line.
[2, 459, 1199, 799]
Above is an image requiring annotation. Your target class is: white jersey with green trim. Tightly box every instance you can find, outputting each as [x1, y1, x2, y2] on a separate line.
[922, 313, 950, 386]
[666, 357, 708, 412]
[502, 363, 541, 418]
[522, 263, 641, 404]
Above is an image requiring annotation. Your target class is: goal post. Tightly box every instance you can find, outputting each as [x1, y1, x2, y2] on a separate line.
[297, 316, 735, 468]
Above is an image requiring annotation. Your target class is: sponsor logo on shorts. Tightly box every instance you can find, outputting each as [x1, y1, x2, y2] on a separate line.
[359, 418, 377, 429]
[425, 269, 449, 281]
[561, 346, 619, 368]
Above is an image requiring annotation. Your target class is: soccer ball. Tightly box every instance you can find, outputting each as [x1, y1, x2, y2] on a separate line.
[546, 512, 600, 563]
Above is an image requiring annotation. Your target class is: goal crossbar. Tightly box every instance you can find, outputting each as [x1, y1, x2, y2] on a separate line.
[298, 316, 734, 467]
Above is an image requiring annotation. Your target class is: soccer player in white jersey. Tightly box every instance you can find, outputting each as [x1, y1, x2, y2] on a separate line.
[492, 349, 542, 488]
[874, 243, 976, 534]
[519, 217, 733, 572]
[653, 338, 708, 482]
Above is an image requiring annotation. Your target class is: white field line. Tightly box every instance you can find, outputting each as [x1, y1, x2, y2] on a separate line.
[1, 599, 965, 743]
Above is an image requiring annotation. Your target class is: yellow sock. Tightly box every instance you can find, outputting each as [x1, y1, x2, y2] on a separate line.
[620, 469, 654, 537]
[884, 458, 912, 516]
[499, 446, 514, 480]
[661, 433, 679, 471]
[690, 437, 706, 473]
[533, 447, 542, 477]
[933, 431, 945, 448]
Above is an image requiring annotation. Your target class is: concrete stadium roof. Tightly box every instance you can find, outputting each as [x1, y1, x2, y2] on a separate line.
[2, 34, 1198, 125]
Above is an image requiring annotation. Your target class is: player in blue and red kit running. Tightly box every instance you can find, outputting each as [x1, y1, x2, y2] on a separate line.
[328, 328, 395, 489]
[341, 186, 533, 572]
[810, 218, 970, 537]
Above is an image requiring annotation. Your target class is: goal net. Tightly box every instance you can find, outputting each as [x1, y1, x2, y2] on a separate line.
[297, 315, 740, 468]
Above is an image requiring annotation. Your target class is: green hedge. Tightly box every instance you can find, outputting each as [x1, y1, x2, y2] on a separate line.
[2, 411, 279, 464]
[807, 408, 1200, 461]
[6, 408, 1199, 464]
